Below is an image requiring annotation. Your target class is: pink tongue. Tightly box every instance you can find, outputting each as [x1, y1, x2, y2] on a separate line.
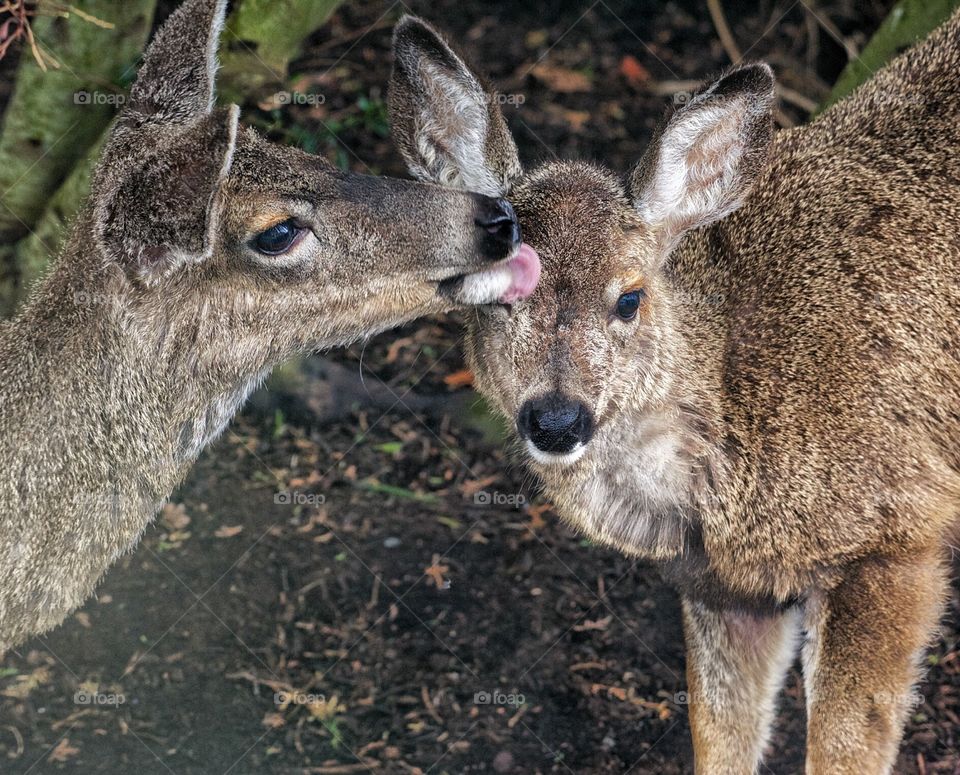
[500, 243, 541, 304]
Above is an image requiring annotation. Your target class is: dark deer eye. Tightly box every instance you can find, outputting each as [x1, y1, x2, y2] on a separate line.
[615, 289, 645, 321]
[252, 219, 303, 255]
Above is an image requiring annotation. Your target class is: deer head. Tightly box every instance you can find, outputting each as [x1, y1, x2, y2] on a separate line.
[78, 0, 541, 376]
[389, 16, 774, 469]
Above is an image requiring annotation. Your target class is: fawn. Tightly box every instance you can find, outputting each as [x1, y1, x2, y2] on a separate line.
[389, 12, 960, 774]
[0, 0, 540, 655]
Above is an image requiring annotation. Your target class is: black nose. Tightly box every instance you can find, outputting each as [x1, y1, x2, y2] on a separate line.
[517, 394, 594, 455]
[474, 195, 521, 261]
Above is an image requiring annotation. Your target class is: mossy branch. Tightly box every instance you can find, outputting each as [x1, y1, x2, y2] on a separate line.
[820, 0, 960, 112]
[0, 1, 157, 245]
[217, 0, 345, 104]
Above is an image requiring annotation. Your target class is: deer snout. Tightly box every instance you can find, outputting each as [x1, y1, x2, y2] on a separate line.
[518, 394, 594, 463]
[473, 196, 521, 261]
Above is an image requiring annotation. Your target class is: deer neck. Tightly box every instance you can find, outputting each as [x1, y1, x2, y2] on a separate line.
[0, 243, 270, 649]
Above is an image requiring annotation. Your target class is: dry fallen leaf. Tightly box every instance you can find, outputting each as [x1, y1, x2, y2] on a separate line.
[307, 694, 343, 721]
[543, 103, 591, 131]
[160, 503, 190, 531]
[531, 63, 592, 93]
[525, 29, 549, 48]
[619, 54, 651, 86]
[386, 336, 415, 363]
[525, 508, 548, 532]
[214, 525, 244, 538]
[48, 738, 80, 763]
[608, 686, 628, 701]
[2, 667, 51, 699]
[424, 555, 450, 589]
[443, 369, 475, 388]
[262, 712, 286, 729]
[460, 475, 499, 497]
[526, 503, 554, 523]
[573, 616, 612, 632]
[288, 471, 323, 489]
[568, 661, 607, 672]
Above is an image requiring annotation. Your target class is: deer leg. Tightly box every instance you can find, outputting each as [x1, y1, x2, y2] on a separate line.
[682, 598, 802, 774]
[803, 553, 947, 775]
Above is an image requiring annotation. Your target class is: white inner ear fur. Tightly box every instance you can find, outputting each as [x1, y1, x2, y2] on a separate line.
[413, 61, 505, 197]
[201, 104, 240, 263]
[637, 94, 757, 237]
[205, 0, 230, 112]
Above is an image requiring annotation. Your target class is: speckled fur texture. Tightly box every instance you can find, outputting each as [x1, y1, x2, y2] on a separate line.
[0, 0, 518, 655]
[390, 13, 960, 774]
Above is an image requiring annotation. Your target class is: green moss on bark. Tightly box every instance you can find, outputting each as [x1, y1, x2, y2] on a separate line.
[821, 0, 960, 112]
[218, 0, 344, 103]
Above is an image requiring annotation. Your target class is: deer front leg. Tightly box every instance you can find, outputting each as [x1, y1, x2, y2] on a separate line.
[803, 553, 946, 775]
[682, 598, 802, 774]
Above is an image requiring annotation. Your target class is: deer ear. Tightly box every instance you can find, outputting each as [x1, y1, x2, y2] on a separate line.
[630, 64, 775, 246]
[92, 0, 237, 283]
[95, 106, 239, 284]
[125, 0, 227, 127]
[389, 15, 521, 197]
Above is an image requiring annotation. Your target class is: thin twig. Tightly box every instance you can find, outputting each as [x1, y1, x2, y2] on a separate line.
[707, 0, 743, 62]
[705, 0, 817, 120]
[313, 17, 394, 52]
[773, 106, 796, 128]
[777, 83, 818, 113]
[0, 1, 111, 66]
[803, 1, 859, 62]
[0, 0, 28, 62]
[63, 5, 114, 29]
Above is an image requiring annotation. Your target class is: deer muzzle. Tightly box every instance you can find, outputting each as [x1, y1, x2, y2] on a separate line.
[443, 195, 541, 305]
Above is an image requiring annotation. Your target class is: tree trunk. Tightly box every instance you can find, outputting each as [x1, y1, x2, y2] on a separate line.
[12, 132, 105, 303]
[217, 0, 345, 104]
[0, 0, 158, 314]
[0, 1, 157, 243]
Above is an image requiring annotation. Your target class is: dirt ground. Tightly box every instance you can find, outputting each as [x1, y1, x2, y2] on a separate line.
[3, 0, 960, 773]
